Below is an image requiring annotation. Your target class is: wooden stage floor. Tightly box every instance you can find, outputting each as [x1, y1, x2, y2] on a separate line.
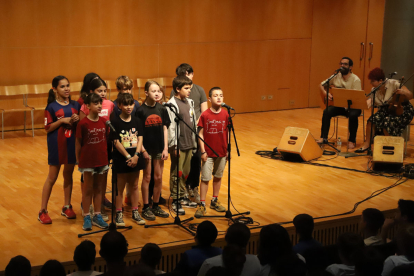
[1, 107, 413, 269]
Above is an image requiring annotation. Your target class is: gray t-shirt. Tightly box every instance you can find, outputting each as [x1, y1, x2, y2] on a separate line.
[198, 254, 261, 276]
[170, 83, 207, 120]
[175, 98, 194, 151]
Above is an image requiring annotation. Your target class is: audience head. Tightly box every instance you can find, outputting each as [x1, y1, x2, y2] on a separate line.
[258, 224, 293, 265]
[116, 75, 134, 93]
[173, 76, 192, 95]
[140, 243, 162, 270]
[39, 260, 66, 276]
[124, 263, 156, 276]
[73, 240, 96, 271]
[176, 63, 194, 79]
[397, 199, 414, 223]
[222, 244, 246, 276]
[396, 224, 414, 258]
[100, 230, 128, 263]
[361, 208, 385, 235]
[5, 255, 31, 276]
[355, 247, 384, 276]
[336, 232, 364, 265]
[195, 220, 218, 247]
[293, 214, 315, 240]
[225, 222, 251, 248]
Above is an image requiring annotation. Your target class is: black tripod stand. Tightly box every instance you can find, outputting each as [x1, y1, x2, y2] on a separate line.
[198, 106, 250, 221]
[78, 133, 132, 237]
[145, 103, 218, 235]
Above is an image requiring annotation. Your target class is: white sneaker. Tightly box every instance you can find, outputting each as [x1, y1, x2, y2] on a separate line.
[172, 201, 185, 215]
[181, 197, 197, 208]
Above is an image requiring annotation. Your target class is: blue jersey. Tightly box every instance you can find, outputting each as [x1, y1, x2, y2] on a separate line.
[44, 100, 81, 165]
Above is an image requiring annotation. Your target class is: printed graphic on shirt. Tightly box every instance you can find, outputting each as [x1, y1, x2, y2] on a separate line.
[145, 114, 162, 127]
[119, 129, 138, 149]
[100, 109, 109, 117]
[206, 119, 227, 134]
[87, 127, 106, 144]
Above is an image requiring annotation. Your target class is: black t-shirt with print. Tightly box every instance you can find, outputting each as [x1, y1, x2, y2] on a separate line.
[135, 102, 171, 155]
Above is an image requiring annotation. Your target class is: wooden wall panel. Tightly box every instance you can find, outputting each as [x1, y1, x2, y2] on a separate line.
[308, 0, 370, 107]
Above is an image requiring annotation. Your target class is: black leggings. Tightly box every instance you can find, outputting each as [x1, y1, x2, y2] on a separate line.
[320, 106, 361, 143]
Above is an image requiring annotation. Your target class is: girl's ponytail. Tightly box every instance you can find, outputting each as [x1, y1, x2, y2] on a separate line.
[47, 89, 55, 105]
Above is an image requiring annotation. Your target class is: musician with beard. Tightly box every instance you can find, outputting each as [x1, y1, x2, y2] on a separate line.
[316, 57, 362, 149]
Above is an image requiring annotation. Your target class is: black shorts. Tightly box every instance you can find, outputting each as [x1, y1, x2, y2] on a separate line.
[112, 153, 146, 174]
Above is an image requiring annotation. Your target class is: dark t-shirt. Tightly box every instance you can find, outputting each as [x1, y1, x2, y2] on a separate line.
[175, 98, 194, 151]
[135, 103, 171, 155]
[170, 83, 207, 120]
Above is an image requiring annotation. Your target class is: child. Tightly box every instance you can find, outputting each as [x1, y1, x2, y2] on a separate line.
[112, 75, 140, 116]
[111, 93, 146, 226]
[136, 80, 170, 220]
[76, 93, 109, 231]
[38, 75, 80, 224]
[167, 76, 198, 215]
[78, 72, 100, 106]
[80, 78, 114, 221]
[194, 87, 228, 218]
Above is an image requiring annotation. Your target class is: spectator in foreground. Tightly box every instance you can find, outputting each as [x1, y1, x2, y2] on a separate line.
[68, 240, 102, 276]
[99, 230, 128, 276]
[381, 199, 414, 244]
[361, 208, 385, 246]
[124, 263, 156, 276]
[174, 221, 222, 276]
[139, 243, 165, 275]
[354, 247, 384, 276]
[5, 255, 31, 276]
[39, 260, 66, 276]
[293, 214, 322, 256]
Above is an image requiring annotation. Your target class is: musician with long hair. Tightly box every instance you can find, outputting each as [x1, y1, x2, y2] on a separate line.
[355, 67, 414, 153]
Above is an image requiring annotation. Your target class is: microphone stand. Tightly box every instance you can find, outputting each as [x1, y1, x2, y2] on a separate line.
[79, 128, 132, 237]
[145, 104, 219, 235]
[198, 107, 250, 221]
[321, 70, 341, 153]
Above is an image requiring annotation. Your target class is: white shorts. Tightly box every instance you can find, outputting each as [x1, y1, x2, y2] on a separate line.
[201, 157, 227, 182]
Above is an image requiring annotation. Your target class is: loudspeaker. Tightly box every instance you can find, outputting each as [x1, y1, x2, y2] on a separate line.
[278, 127, 323, 162]
[372, 136, 404, 171]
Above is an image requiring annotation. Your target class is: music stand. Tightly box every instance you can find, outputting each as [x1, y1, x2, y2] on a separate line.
[330, 88, 368, 157]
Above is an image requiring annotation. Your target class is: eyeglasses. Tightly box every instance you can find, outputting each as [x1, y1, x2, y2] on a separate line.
[339, 62, 349, 66]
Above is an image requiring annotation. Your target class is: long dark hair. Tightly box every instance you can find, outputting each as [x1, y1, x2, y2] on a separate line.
[89, 78, 107, 93]
[80, 73, 100, 100]
[47, 75, 69, 105]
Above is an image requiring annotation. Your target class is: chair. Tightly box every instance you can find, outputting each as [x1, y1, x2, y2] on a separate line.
[105, 80, 117, 101]
[0, 85, 34, 139]
[136, 78, 148, 103]
[333, 110, 365, 152]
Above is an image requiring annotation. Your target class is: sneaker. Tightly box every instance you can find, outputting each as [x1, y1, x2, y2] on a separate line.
[187, 186, 195, 198]
[81, 203, 94, 217]
[142, 207, 156, 221]
[210, 199, 226, 212]
[194, 204, 207, 218]
[193, 187, 200, 203]
[132, 209, 146, 225]
[103, 197, 112, 209]
[100, 206, 109, 222]
[92, 214, 109, 229]
[83, 215, 92, 231]
[124, 196, 131, 206]
[61, 205, 76, 219]
[159, 196, 167, 205]
[181, 197, 197, 208]
[172, 201, 185, 215]
[115, 211, 125, 227]
[152, 206, 170, 218]
[38, 209, 52, 224]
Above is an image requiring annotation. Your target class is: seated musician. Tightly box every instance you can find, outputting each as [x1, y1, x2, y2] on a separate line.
[317, 57, 362, 149]
[355, 68, 414, 153]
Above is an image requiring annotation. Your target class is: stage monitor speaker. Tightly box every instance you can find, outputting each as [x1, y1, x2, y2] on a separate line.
[372, 136, 404, 171]
[278, 127, 323, 162]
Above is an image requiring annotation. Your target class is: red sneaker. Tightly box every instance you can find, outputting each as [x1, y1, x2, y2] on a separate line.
[38, 209, 52, 224]
[61, 205, 76, 219]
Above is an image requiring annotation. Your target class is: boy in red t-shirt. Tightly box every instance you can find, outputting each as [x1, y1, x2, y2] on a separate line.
[76, 93, 109, 231]
[195, 87, 229, 218]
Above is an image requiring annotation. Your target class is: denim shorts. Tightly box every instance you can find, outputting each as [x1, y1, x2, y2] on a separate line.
[78, 165, 109, 175]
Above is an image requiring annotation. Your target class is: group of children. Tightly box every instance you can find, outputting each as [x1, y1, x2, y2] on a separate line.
[38, 67, 230, 231]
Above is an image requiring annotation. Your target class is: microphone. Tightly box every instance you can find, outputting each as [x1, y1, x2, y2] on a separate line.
[335, 67, 343, 73]
[105, 120, 116, 132]
[389, 72, 398, 77]
[221, 103, 235, 110]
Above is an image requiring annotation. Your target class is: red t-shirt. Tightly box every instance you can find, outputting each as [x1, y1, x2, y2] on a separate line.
[76, 117, 109, 168]
[197, 109, 229, 157]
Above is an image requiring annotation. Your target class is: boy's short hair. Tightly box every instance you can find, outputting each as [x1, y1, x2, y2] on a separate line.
[362, 208, 385, 232]
[209, 87, 222, 97]
[398, 199, 414, 223]
[196, 221, 218, 247]
[5, 255, 31, 276]
[176, 63, 193, 77]
[74, 240, 96, 271]
[85, 93, 103, 105]
[173, 76, 192, 93]
[293, 214, 314, 239]
[117, 93, 135, 106]
[336, 232, 364, 264]
[225, 223, 250, 248]
[116, 75, 133, 91]
[100, 231, 128, 263]
[39, 260, 65, 276]
[140, 243, 162, 269]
